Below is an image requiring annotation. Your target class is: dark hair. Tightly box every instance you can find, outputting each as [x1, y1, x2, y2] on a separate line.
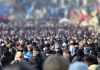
[33, 47, 40, 52]
[83, 55, 98, 65]
[2, 63, 32, 70]
[63, 49, 71, 55]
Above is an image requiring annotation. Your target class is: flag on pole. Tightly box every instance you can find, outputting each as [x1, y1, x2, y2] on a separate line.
[26, 4, 34, 20]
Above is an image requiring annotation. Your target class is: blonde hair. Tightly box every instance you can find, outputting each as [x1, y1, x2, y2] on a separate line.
[15, 51, 23, 60]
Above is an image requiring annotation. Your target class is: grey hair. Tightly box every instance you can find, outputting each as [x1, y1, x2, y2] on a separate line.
[43, 54, 69, 70]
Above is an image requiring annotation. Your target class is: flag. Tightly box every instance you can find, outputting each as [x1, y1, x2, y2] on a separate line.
[0, 5, 9, 16]
[25, 4, 34, 20]
[0, 15, 10, 24]
[80, 9, 89, 21]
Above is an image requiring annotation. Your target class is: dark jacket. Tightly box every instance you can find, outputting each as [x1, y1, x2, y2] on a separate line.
[1, 51, 13, 67]
[28, 56, 42, 70]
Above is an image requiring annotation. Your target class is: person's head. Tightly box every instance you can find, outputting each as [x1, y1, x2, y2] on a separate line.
[15, 51, 23, 60]
[88, 64, 98, 70]
[63, 49, 71, 58]
[89, 50, 97, 56]
[16, 42, 22, 50]
[69, 40, 74, 45]
[6, 42, 11, 48]
[27, 45, 33, 52]
[19, 39, 24, 46]
[33, 47, 40, 57]
[44, 47, 51, 57]
[83, 55, 98, 66]
[2, 63, 32, 70]
[43, 55, 69, 70]
[68, 62, 88, 70]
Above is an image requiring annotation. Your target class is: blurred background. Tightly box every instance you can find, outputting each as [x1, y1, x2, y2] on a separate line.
[0, 0, 100, 27]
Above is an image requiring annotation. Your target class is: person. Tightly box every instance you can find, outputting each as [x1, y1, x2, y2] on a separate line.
[1, 47, 13, 67]
[11, 51, 26, 65]
[62, 41, 67, 48]
[28, 47, 42, 70]
[83, 55, 98, 70]
[83, 55, 98, 66]
[43, 55, 69, 70]
[68, 62, 88, 70]
[83, 44, 90, 55]
[0, 53, 2, 70]
[54, 43, 63, 55]
[63, 49, 72, 62]
[69, 40, 75, 56]
[88, 64, 98, 70]
[2, 63, 32, 70]
[97, 52, 100, 64]
[42, 47, 52, 60]
[24, 45, 33, 61]
[72, 46, 84, 62]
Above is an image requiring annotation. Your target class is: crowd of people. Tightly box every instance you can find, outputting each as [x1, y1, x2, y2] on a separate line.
[0, 20, 100, 70]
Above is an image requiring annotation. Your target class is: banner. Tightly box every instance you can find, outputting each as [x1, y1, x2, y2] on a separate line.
[0, 5, 9, 16]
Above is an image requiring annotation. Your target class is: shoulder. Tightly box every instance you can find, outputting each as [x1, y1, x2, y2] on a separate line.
[11, 60, 26, 65]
